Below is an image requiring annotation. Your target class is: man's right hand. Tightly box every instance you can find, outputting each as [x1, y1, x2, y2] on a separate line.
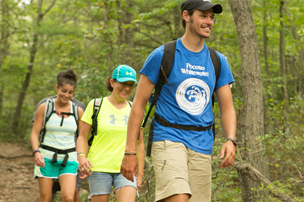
[120, 155, 138, 182]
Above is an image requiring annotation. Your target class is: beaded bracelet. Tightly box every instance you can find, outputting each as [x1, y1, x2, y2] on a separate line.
[32, 150, 40, 156]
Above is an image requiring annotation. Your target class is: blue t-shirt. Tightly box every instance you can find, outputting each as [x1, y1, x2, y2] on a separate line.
[140, 38, 234, 155]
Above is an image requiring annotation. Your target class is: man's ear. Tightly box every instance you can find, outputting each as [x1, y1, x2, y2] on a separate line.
[182, 10, 190, 22]
[55, 84, 58, 91]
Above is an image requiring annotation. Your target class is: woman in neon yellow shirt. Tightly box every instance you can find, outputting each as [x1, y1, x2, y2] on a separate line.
[76, 65, 144, 202]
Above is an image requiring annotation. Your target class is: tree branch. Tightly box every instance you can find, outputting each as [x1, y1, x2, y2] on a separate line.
[234, 161, 295, 202]
[41, 0, 56, 16]
[134, 28, 163, 45]
[212, 164, 237, 202]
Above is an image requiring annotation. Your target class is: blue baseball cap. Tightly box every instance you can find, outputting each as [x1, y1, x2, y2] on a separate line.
[112, 65, 138, 83]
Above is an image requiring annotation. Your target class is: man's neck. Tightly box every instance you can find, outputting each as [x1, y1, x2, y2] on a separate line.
[181, 34, 205, 52]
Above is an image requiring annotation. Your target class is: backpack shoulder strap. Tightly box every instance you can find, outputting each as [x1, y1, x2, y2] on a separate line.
[127, 100, 132, 107]
[156, 40, 176, 92]
[142, 40, 177, 128]
[71, 101, 79, 140]
[45, 99, 55, 121]
[145, 40, 176, 156]
[71, 101, 79, 122]
[207, 46, 221, 139]
[88, 98, 103, 146]
[207, 46, 221, 84]
[40, 99, 54, 143]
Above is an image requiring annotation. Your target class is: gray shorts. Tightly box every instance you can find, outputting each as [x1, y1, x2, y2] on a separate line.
[152, 140, 212, 202]
[88, 172, 137, 196]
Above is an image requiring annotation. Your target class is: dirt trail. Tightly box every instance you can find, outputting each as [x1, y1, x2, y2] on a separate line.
[0, 143, 39, 202]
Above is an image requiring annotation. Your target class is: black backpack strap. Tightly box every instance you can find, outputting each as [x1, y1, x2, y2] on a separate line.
[207, 47, 221, 138]
[142, 40, 176, 129]
[71, 102, 79, 140]
[146, 40, 176, 156]
[154, 113, 213, 131]
[88, 98, 103, 146]
[146, 119, 155, 157]
[208, 47, 221, 82]
[40, 144, 76, 167]
[40, 99, 55, 143]
[127, 100, 132, 107]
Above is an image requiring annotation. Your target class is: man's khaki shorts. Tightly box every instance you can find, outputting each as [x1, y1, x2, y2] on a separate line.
[152, 140, 211, 202]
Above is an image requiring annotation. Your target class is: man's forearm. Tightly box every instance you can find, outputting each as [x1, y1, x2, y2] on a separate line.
[125, 102, 146, 152]
[221, 108, 236, 139]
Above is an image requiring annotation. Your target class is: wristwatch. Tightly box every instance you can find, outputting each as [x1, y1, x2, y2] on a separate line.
[226, 138, 237, 147]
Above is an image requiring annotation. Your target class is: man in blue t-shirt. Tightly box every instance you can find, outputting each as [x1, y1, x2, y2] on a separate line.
[121, 0, 237, 201]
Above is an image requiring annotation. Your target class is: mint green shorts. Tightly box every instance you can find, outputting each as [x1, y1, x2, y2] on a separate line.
[34, 158, 78, 179]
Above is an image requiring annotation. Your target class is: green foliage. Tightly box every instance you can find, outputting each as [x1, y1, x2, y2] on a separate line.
[0, 0, 304, 200]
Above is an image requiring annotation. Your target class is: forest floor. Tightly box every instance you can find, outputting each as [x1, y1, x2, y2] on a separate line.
[0, 142, 39, 202]
[0, 143, 91, 202]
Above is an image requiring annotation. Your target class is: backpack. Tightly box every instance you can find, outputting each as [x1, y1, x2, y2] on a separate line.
[39, 98, 79, 166]
[40, 99, 79, 143]
[142, 40, 221, 156]
[88, 98, 132, 146]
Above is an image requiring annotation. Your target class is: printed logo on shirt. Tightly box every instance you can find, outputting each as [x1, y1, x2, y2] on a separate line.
[176, 78, 210, 115]
[181, 63, 209, 76]
[109, 114, 129, 125]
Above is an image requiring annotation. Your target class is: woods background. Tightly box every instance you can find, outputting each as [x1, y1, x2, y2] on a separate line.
[1, 0, 304, 201]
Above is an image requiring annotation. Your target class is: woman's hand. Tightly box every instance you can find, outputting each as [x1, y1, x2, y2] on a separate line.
[34, 152, 45, 167]
[78, 156, 93, 176]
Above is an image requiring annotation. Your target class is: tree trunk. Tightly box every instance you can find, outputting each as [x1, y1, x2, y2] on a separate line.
[279, 0, 290, 114]
[117, 0, 125, 45]
[12, 0, 56, 134]
[104, 1, 108, 29]
[123, 0, 134, 66]
[227, 0, 269, 201]
[173, 5, 184, 39]
[0, 0, 10, 115]
[262, 0, 270, 135]
[289, 15, 304, 96]
[263, 1, 270, 77]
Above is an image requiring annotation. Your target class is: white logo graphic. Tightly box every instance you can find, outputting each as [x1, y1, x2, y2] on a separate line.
[176, 78, 210, 115]
[126, 71, 132, 76]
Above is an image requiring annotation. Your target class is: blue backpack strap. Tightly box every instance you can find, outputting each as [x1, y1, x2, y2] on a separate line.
[88, 98, 103, 146]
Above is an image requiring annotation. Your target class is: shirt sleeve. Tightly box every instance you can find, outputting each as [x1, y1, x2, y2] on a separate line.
[81, 99, 95, 125]
[214, 51, 235, 91]
[140, 46, 164, 85]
